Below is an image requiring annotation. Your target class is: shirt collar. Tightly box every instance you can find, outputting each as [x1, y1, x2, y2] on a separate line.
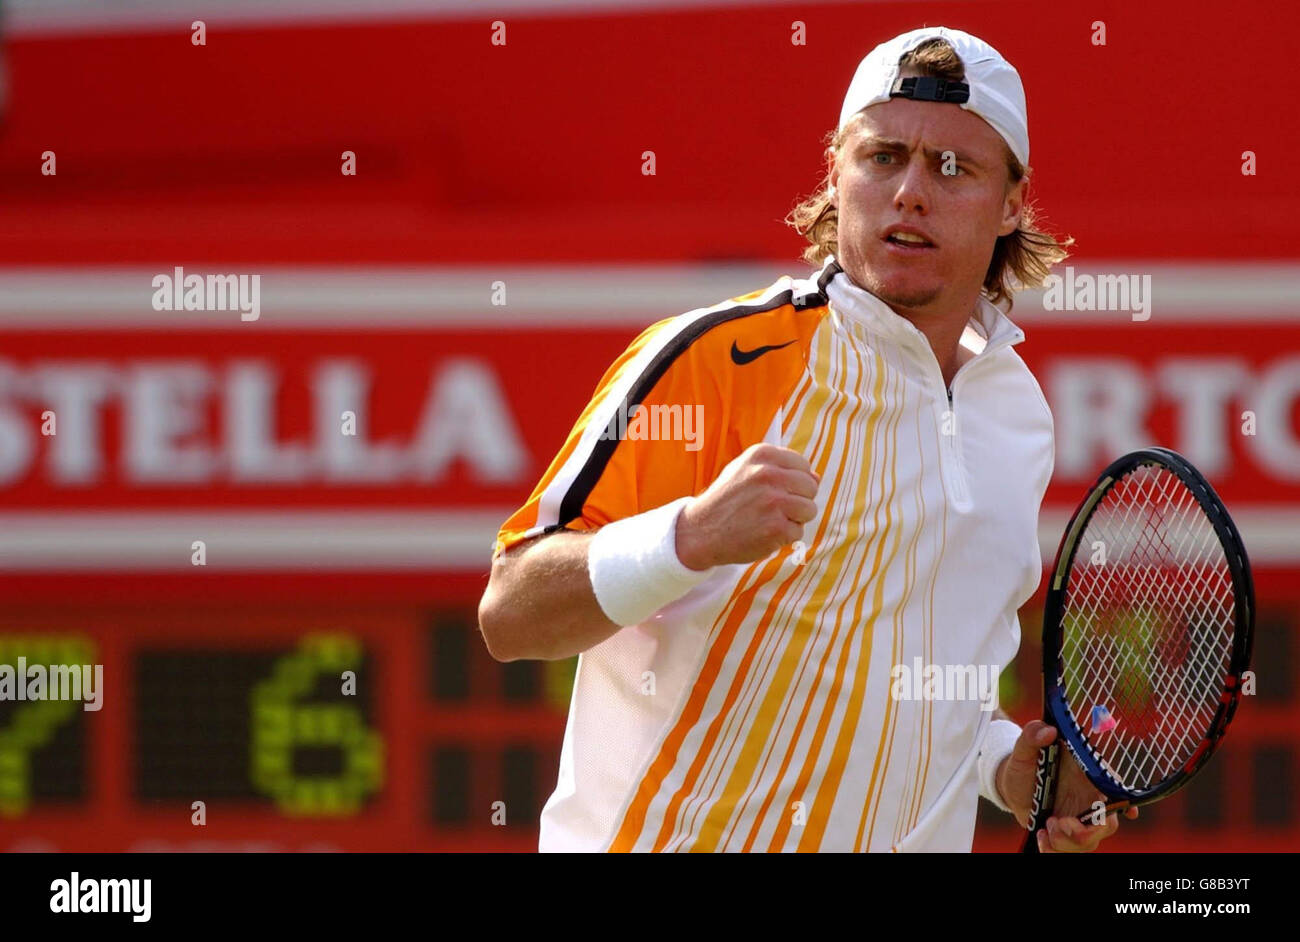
[816, 254, 1026, 358]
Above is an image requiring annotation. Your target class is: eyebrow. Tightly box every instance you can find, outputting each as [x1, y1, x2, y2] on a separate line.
[854, 135, 990, 169]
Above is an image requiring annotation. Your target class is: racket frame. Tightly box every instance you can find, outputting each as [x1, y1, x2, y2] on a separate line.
[1021, 446, 1255, 852]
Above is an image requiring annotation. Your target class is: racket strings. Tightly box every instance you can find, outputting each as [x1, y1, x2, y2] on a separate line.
[1058, 465, 1236, 791]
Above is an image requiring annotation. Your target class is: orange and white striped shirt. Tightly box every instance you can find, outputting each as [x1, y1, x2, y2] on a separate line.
[496, 255, 1054, 851]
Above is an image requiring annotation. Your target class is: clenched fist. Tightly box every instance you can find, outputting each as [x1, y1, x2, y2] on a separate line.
[675, 443, 820, 571]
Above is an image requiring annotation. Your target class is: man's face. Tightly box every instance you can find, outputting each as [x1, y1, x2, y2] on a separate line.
[827, 81, 1026, 318]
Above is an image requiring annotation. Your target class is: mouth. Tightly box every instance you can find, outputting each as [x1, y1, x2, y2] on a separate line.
[881, 227, 936, 253]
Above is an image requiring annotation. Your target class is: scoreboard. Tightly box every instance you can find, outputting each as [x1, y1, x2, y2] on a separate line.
[6, 577, 1295, 853]
[0, 591, 570, 852]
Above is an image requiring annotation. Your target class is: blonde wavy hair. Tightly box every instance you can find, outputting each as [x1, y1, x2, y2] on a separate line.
[786, 38, 1072, 309]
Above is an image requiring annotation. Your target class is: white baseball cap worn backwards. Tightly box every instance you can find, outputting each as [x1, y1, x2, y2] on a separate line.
[838, 26, 1030, 167]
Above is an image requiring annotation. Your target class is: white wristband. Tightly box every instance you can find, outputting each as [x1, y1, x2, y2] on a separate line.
[978, 718, 1022, 813]
[587, 497, 712, 627]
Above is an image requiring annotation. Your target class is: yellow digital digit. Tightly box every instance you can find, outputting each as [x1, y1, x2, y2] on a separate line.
[249, 634, 384, 815]
[0, 636, 95, 816]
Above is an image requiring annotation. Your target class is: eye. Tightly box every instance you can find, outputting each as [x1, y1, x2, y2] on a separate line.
[871, 151, 894, 165]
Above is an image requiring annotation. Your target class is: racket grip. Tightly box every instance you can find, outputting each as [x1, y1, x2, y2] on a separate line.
[1020, 741, 1059, 854]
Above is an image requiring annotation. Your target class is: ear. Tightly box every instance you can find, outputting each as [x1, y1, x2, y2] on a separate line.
[999, 175, 1027, 237]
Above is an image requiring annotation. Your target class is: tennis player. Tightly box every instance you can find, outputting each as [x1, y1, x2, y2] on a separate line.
[479, 26, 1136, 852]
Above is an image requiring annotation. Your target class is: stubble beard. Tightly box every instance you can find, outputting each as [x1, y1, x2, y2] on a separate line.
[857, 265, 944, 314]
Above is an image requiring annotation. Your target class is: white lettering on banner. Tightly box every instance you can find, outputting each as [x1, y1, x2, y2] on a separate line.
[227, 361, 313, 482]
[1045, 356, 1300, 483]
[1156, 359, 1250, 477]
[0, 361, 35, 482]
[408, 359, 527, 482]
[34, 364, 115, 483]
[4, 352, 1300, 490]
[125, 362, 216, 482]
[312, 361, 408, 482]
[1252, 356, 1300, 481]
[1049, 360, 1150, 476]
[0, 357, 529, 486]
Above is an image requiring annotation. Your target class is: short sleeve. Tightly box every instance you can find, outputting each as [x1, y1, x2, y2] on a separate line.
[493, 291, 823, 558]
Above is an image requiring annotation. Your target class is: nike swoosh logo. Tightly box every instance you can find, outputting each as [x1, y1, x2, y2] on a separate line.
[730, 338, 797, 365]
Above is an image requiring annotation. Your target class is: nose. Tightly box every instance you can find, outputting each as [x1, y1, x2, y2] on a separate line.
[892, 155, 931, 215]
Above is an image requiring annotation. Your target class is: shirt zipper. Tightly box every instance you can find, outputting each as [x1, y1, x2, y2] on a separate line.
[931, 332, 1021, 510]
[941, 385, 971, 508]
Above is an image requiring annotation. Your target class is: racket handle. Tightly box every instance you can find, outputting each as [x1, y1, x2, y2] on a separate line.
[1020, 741, 1059, 854]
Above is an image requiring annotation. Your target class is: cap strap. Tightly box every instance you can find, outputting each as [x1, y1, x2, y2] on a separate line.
[889, 75, 970, 104]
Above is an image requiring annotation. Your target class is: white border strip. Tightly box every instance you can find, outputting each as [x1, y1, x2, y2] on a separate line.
[0, 505, 1295, 571]
[0, 265, 790, 329]
[0, 510, 507, 572]
[4, 0, 874, 37]
[0, 263, 1296, 329]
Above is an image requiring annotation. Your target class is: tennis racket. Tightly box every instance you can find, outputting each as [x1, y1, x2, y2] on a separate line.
[1021, 446, 1254, 853]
